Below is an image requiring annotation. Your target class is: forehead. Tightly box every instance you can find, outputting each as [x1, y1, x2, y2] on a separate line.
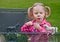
[33, 5, 45, 12]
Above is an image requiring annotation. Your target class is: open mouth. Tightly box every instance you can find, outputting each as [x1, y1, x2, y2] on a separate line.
[37, 18, 41, 20]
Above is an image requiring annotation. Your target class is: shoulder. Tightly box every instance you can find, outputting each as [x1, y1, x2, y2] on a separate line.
[42, 19, 51, 26]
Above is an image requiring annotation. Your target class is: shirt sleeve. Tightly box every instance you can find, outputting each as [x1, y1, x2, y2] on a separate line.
[21, 23, 28, 32]
[21, 23, 33, 32]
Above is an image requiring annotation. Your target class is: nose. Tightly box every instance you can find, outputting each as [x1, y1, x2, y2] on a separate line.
[37, 15, 40, 17]
[37, 13, 40, 17]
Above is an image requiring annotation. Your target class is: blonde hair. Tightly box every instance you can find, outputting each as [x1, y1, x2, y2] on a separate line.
[28, 3, 51, 19]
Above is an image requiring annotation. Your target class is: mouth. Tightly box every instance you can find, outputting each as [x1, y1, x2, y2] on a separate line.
[37, 18, 41, 20]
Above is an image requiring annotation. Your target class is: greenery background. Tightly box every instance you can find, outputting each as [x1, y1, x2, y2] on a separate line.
[0, 0, 60, 42]
[0, 0, 60, 31]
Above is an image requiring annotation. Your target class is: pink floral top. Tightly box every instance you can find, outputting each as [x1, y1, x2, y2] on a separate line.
[21, 19, 52, 33]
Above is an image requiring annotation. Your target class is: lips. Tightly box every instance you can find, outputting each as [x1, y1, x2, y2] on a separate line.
[37, 18, 41, 20]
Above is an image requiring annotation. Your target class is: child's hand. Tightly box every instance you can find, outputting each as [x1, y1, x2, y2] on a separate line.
[26, 21, 33, 26]
[34, 23, 41, 30]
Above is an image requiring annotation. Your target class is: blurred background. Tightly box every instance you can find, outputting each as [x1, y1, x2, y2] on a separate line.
[0, 0, 60, 42]
[0, 0, 60, 31]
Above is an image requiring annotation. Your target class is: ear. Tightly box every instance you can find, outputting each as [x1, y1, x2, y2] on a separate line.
[45, 6, 51, 17]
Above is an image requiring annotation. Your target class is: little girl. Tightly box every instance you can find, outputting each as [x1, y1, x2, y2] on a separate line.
[21, 3, 55, 42]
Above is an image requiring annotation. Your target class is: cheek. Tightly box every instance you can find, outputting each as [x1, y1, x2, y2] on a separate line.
[41, 14, 45, 18]
[33, 14, 37, 18]
[41, 14, 45, 17]
[33, 15, 36, 18]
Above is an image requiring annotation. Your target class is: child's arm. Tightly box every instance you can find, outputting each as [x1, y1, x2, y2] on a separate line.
[33, 23, 47, 32]
[21, 21, 33, 32]
[34, 23, 42, 30]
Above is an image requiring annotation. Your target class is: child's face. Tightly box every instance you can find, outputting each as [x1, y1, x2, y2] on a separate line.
[33, 5, 46, 22]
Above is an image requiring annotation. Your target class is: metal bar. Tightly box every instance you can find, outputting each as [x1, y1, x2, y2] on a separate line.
[0, 32, 60, 35]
